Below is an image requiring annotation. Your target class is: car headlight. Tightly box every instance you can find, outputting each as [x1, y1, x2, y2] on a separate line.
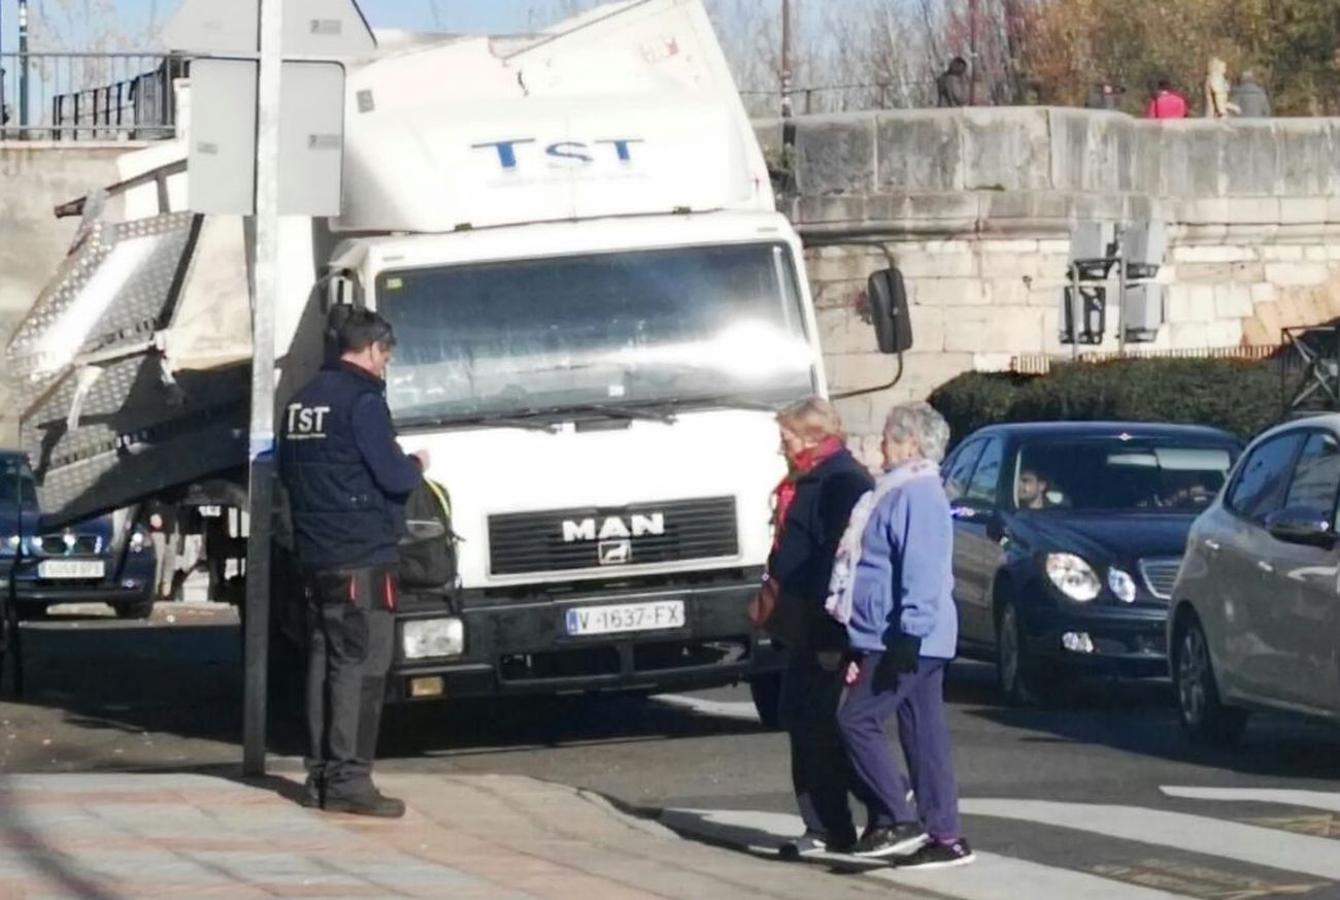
[402, 617, 464, 660]
[1108, 567, 1137, 604]
[129, 531, 147, 553]
[0, 535, 16, 557]
[1045, 553, 1101, 602]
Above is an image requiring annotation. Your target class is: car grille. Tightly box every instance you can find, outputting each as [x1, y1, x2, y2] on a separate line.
[32, 533, 102, 557]
[488, 497, 739, 577]
[1139, 557, 1182, 601]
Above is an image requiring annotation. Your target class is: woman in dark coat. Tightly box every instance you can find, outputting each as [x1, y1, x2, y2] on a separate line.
[760, 397, 873, 857]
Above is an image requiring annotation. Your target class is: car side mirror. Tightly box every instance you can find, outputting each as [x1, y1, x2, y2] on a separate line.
[1265, 507, 1337, 549]
[867, 267, 913, 354]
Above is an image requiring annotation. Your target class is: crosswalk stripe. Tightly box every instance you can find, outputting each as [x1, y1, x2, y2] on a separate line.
[662, 807, 1185, 900]
[962, 799, 1340, 881]
[1160, 786, 1340, 814]
[650, 694, 760, 722]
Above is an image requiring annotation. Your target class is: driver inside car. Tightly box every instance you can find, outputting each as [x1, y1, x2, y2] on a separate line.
[1016, 468, 1057, 510]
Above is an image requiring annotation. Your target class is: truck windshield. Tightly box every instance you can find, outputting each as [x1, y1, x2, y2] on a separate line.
[376, 242, 814, 422]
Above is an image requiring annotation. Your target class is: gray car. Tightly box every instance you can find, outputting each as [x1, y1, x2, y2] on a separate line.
[1170, 415, 1340, 744]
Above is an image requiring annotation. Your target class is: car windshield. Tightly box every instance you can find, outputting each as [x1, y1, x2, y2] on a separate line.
[1014, 438, 1238, 513]
[0, 459, 36, 508]
[375, 243, 814, 423]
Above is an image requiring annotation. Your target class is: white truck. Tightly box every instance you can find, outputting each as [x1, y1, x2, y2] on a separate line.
[5, 0, 906, 720]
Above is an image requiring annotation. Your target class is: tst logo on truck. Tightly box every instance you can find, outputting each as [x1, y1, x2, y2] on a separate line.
[472, 138, 644, 171]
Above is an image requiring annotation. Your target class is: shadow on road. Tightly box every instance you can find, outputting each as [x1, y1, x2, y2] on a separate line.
[0, 614, 770, 770]
[947, 659, 1340, 782]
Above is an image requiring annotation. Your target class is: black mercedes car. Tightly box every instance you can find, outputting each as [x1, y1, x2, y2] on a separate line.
[941, 422, 1242, 704]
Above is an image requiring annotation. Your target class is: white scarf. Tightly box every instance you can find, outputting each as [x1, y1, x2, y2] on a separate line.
[825, 458, 940, 625]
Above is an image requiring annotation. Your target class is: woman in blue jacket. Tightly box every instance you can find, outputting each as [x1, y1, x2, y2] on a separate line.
[827, 402, 974, 869]
[763, 398, 873, 858]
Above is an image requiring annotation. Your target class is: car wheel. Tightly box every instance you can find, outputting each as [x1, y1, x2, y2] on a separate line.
[748, 671, 783, 729]
[113, 595, 155, 620]
[1174, 616, 1247, 746]
[996, 601, 1060, 706]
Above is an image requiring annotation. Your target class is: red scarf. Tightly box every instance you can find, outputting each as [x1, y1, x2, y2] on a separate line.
[770, 435, 846, 549]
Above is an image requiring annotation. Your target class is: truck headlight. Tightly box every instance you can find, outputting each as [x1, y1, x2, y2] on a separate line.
[1045, 553, 1100, 602]
[402, 617, 464, 660]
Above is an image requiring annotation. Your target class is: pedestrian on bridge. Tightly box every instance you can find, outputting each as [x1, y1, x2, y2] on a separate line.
[827, 402, 974, 869]
[757, 397, 873, 858]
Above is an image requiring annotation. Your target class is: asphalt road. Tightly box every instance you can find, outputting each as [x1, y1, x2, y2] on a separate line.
[2, 605, 1339, 899]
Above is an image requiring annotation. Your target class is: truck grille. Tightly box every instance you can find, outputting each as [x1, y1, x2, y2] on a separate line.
[488, 497, 739, 576]
[1139, 557, 1182, 601]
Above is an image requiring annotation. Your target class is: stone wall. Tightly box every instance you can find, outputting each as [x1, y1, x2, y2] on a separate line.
[0, 142, 139, 444]
[758, 108, 1340, 452]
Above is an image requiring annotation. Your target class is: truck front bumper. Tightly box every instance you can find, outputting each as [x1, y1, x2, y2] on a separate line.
[387, 573, 784, 701]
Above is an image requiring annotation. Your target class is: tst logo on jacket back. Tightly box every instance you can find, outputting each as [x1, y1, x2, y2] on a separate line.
[285, 403, 331, 441]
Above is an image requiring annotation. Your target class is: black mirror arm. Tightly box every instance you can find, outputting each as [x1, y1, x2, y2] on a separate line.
[831, 352, 905, 401]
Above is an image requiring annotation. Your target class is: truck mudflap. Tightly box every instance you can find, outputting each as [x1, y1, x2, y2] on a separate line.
[386, 572, 784, 701]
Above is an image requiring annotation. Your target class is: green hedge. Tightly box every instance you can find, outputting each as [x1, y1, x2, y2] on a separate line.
[928, 357, 1281, 445]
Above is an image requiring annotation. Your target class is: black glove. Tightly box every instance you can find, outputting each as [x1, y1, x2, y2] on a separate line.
[873, 634, 921, 692]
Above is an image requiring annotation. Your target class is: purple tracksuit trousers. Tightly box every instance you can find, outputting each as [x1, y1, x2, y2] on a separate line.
[837, 654, 963, 841]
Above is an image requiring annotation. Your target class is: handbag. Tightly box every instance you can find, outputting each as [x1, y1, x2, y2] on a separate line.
[748, 577, 778, 628]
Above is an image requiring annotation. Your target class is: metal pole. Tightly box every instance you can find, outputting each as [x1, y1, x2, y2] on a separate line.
[780, 0, 792, 118]
[1115, 225, 1127, 356]
[242, 0, 284, 778]
[967, 0, 978, 106]
[18, 0, 29, 128]
[1069, 263, 1080, 361]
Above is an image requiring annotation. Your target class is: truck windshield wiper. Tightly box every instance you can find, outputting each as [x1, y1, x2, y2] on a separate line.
[660, 393, 780, 413]
[557, 402, 677, 424]
[399, 413, 559, 433]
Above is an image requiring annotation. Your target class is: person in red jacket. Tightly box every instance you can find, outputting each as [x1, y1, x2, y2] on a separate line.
[1146, 79, 1189, 119]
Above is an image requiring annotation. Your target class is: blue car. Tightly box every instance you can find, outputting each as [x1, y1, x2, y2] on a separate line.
[940, 422, 1243, 704]
[1, 451, 158, 619]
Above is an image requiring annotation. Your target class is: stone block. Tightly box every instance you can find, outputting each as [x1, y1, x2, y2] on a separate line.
[1250, 283, 1278, 304]
[942, 307, 1045, 354]
[876, 110, 963, 193]
[811, 278, 865, 310]
[1303, 245, 1330, 262]
[896, 252, 978, 279]
[1223, 123, 1281, 196]
[960, 107, 1053, 191]
[1223, 197, 1281, 224]
[815, 307, 849, 351]
[1278, 197, 1329, 225]
[913, 277, 992, 306]
[1241, 316, 1273, 346]
[1171, 245, 1253, 264]
[1230, 262, 1266, 283]
[908, 304, 945, 353]
[1260, 245, 1305, 261]
[1213, 284, 1254, 319]
[793, 114, 877, 196]
[1265, 262, 1330, 287]
[1167, 285, 1217, 323]
[979, 253, 1042, 281]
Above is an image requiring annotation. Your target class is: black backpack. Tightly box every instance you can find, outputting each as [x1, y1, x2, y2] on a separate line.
[398, 477, 457, 591]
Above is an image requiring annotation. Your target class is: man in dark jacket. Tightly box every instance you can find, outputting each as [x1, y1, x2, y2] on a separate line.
[280, 309, 428, 817]
[1231, 70, 1272, 118]
[936, 57, 969, 108]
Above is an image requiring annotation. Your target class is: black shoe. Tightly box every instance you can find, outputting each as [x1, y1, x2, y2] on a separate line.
[778, 830, 857, 859]
[299, 778, 323, 809]
[852, 823, 928, 858]
[896, 837, 976, 870]
[323, 790, 406, 818]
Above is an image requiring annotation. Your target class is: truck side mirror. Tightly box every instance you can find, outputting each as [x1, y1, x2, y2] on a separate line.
[867, 267, 913, 354]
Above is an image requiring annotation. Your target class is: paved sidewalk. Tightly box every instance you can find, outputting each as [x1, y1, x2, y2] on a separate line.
[0, 771, 929, 899]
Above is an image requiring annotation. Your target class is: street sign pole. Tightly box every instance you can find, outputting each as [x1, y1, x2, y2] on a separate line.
[242, 0, 285, 778]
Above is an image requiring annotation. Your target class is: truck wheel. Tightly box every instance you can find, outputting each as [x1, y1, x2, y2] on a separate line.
[1174, 615, 1247, 746]
[113, 595, 155, 620]
[748, 672, 783, 729]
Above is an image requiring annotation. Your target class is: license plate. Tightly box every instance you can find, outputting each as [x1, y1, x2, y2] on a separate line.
[565, 600, 685, 637]
[38, 560, 105, 580]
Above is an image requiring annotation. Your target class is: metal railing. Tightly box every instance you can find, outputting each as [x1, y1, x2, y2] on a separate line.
[1, 52, 188, 141]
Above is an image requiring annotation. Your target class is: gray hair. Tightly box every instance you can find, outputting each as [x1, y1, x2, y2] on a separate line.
[883, 402, 951, 464]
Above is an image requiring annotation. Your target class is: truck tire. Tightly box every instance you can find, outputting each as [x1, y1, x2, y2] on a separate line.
[113, 594, 155, 620]
[749, 672, 783, 729]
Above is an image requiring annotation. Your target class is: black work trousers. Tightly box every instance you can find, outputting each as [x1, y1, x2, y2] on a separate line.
[304, 567, 397, 800]
[778, 650, 875, 843]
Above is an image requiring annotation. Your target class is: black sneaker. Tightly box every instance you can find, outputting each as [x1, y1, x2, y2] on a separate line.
[778, 831, 857, 859]
[323, 790, 406, 818]
[896, 838, 976, 870]
[299, 776, 323, 809]
[852, 823, 928, 858]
